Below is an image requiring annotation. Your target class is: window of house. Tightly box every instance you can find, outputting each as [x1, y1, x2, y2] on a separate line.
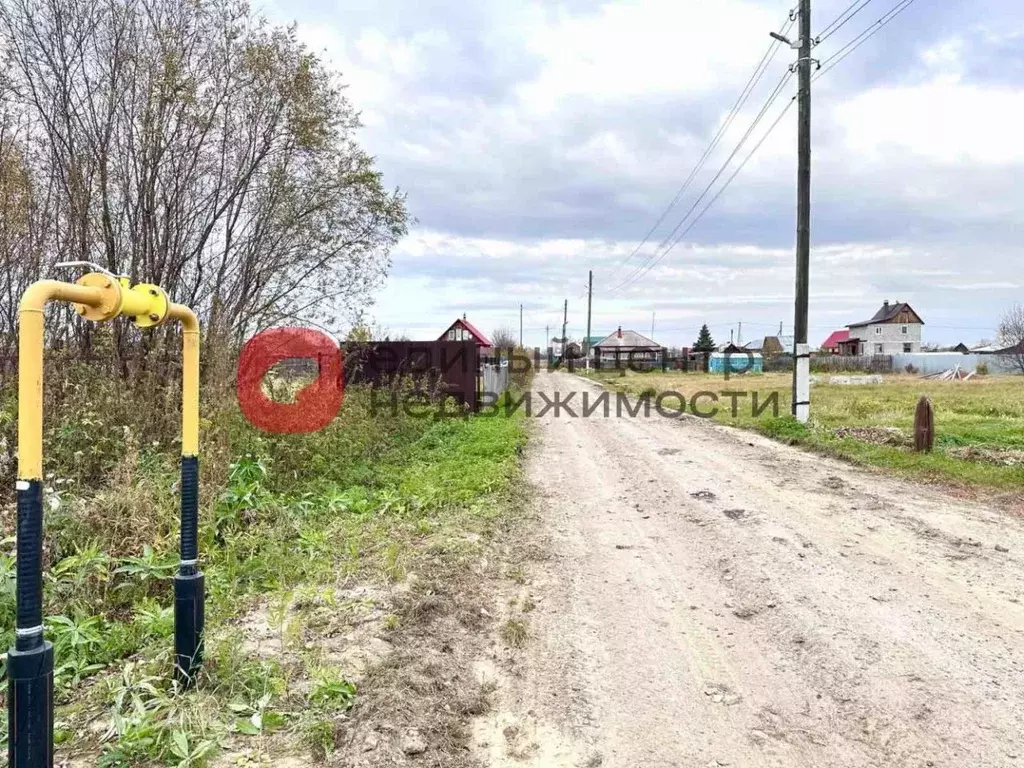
[447, 330, 455, 340]
[901, 326, 908, 334]
[876, 344, 884, 353]
[875, 327, 882, 335]
[903, 343, 912, 353]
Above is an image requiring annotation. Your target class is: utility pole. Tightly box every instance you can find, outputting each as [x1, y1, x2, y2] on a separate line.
[651, 312, 656, 340]
[519, 303, 523, 348]
[585, 270, 593, 371]
[561, 299, 568, 361]
[791, 0, 813, 422]
[738, 321, 743, 345]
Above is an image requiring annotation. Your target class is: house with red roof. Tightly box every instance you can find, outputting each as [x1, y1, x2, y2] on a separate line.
[438, 314, 493, 354]
[821, 329, 849, 355]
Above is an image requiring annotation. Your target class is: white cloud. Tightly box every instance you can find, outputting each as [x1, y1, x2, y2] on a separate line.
[264, 0, 1022, 348]
[516, 0, 777, 113]
[835, 81, 1024, 165]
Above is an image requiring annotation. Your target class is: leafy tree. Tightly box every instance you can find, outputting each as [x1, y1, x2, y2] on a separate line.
[0, 0, 408, 373]
[693, 324, 716, 353]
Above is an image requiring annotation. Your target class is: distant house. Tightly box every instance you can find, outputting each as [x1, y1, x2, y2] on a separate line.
[950, 342, 971, 354]
[821, 329, 849, 355]
[710, 349, 763, 374]
[438, 314, 492, 354]
[584, 335, 605, 359]
[745, 335, 790, 358]
[593, 327, 661, 364]
[971, 343, 1001, 354]
[845, 301, 924, 355]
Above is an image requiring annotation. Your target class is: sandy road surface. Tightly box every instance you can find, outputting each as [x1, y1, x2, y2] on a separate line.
[474, 371, 1024, 768]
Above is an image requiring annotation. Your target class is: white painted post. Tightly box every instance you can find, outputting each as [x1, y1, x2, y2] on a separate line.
[794, 343, 810, 423]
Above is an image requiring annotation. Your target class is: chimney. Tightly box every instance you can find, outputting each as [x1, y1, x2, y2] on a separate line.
[883, 300, 889, 308]
[617, 326, 622, 338]
[462, 312, 467, 321]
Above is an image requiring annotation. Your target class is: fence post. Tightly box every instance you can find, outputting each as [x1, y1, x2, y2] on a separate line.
[914, 395, 934, 453]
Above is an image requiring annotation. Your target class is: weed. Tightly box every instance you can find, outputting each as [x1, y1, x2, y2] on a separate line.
[309, 674, 357, 709]
[501, 619, 530, 648]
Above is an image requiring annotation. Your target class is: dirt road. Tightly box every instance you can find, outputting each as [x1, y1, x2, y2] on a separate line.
[473, 371, 1024, 768]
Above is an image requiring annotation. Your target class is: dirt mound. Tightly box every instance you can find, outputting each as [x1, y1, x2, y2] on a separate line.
[946, 445, 1024, 466]
[832, 426, 910, 446]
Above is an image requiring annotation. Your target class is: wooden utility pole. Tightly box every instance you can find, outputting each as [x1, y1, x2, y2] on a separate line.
[561, 299, 568, 361]
[585, 270, 593, 370]
[791, 0, 813, 423]
[519, 303, 523, 348]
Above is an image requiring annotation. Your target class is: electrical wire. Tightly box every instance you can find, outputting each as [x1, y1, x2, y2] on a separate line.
[814, 0, 919, 81]
[607, 70, 796, 295]
[622, 95, 799, 289]
[815, 0, 874, 45]
[607, 0, 922, 296]
[601, 12, 796, 287]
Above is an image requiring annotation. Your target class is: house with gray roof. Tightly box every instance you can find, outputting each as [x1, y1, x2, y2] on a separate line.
[593, 327, 662, 366]
[845, 301, 924, 356]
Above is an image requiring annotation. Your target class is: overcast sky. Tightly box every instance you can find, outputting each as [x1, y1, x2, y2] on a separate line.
[268, 0, 1021, 349]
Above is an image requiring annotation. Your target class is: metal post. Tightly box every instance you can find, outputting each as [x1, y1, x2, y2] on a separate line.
[792, 0, 812, 422]
[519, 303, 523, 349]
[11, 279, 110, 768]
[170, 305, 204, 684]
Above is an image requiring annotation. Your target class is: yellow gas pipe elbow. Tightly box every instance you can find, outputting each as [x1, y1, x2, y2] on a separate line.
[18, 281, 108, 481]
[168, 304, 200, 458]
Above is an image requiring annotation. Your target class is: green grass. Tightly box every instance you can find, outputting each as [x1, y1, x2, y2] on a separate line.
[0, 383, 530, 765]
[584, 369, 1024, 491]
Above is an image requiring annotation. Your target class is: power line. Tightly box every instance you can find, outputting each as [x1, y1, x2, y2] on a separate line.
[607, 71, 796, 295]
[602, 12, 796, 286]
[814, 0, 919, 81]
[642, 95, 799, 280]
[815, 0, 874, 44]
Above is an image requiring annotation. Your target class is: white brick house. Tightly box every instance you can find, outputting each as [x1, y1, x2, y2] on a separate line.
[845, 301, 924, 355]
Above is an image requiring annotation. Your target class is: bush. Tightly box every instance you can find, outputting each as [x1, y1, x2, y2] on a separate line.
[976, 361, 990, 376]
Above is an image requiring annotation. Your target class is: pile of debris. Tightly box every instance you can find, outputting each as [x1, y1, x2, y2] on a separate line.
[946, 445, 1024, 466]
[921, 365, 975, 381]
[833, 426, 911, 447]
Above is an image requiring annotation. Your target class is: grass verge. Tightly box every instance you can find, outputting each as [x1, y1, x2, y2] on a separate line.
[583, 369, 1024, 493]
[0, 381, 530, 766]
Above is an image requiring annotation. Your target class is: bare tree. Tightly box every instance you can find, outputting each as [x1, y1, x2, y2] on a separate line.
[0, 0, 408, 376]
[490, 326, 517, 350]
[998, 303, 1024, 374]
